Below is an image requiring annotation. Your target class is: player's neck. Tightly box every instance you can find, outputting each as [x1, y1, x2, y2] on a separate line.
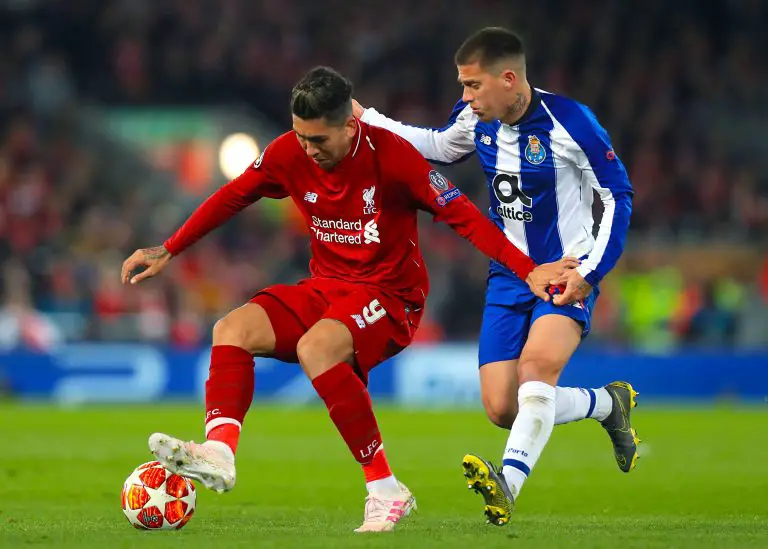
[500, 82, 532, 126]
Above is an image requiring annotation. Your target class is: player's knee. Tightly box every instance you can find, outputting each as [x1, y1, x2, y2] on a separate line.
[295, 333, 312, 366]
[296, 329, 352, 375]
[517, 357, 563, 385]
[213, 315, 243, 345]
[212, 308, 273, 354]
[482, 395, 517, 429]
[296, 331, 331, 370]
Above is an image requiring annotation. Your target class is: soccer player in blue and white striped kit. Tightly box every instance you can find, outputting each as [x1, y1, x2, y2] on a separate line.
[354, 27, 639, 525]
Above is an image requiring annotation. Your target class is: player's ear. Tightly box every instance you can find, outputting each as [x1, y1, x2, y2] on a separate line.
[502, 69, 516, 89]
[344, 115, 357, 137]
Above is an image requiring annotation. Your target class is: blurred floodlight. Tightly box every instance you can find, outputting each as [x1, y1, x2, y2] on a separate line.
[219, 133, 260, 180]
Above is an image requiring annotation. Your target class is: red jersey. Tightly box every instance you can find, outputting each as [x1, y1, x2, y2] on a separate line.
[164, 120, 536, 307]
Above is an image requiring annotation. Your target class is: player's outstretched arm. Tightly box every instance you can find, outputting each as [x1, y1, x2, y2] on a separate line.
[405, 162, 534, 277]
[160, 144, 289, 259]
[354, 98, 476, 165]
[436, 195, 579, 301]
[119, 176, 252, 285]
[121, 245, 172, 285]
[121, 145, 289, 286]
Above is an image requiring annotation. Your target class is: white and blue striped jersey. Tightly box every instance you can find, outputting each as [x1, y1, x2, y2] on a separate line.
[361, 89, 633, 287]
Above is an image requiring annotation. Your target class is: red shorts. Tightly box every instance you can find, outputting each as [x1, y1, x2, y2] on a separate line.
[249, 278, 423, 379]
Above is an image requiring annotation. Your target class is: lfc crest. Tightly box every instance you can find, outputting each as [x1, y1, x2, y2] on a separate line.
[363, 186, 377, 214]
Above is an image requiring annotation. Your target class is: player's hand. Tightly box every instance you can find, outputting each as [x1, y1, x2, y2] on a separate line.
[525, 257, 580, 302]
[121, 245, 172, 285]
[352, 98, 365, 118]
[550, 269, 593, 306]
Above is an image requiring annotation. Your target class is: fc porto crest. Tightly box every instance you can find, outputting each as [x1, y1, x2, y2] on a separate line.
[525, 135, 546, 165]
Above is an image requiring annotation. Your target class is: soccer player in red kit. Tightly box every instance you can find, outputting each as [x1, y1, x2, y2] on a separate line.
[120, 67, 577, 532]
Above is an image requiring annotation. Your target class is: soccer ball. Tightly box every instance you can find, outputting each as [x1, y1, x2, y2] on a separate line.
[121, 461, 196, 530]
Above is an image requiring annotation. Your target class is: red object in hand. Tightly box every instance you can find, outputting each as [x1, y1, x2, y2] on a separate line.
[548, 284, 567, 296]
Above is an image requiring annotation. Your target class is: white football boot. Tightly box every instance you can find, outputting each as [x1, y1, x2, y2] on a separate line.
[354, 481, 417, 533]
[148, 432, 236, 493]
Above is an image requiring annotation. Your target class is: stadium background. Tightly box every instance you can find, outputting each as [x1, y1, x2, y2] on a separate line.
[0, 1, 766, 547]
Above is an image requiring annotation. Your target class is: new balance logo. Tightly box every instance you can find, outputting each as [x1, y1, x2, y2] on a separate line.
[363, 219, 380, 244]
[480, 134, 492, 145]
[304, 192, 318, 203]
[351, 314, 366, 329]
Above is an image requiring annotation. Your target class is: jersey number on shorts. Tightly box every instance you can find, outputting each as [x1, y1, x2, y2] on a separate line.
[351, 299, 387, 329]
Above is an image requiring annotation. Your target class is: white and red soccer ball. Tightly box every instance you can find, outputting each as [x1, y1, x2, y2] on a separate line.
[121, 461, 196, 530]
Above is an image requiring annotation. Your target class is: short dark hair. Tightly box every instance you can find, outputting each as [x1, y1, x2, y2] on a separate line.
[290, 66, 353, 126]
[454, 27, 525, 69]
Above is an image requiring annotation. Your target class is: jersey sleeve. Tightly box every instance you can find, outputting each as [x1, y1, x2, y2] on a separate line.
[547, 98, 634, 286]
[394, 138, 537, 279]
[569, 109, 632, 286]
[361, 100, 477, 165]
[163, 142, 289, 256]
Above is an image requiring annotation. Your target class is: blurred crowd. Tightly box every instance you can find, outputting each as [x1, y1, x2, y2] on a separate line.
[0, 0, 766, 350]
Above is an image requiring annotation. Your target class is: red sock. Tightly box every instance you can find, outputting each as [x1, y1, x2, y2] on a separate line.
[204, 345, 255, 454]
[207, 424, 242, 454]
[362, 447, 393, 482]
[312, 363, 388, 468]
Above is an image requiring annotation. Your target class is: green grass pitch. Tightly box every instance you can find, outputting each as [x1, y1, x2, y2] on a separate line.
[0, 403, 766, 548]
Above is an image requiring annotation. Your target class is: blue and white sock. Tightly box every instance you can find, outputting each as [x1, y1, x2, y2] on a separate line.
[501, 381, 556, 499]
[555, 386, 613, 424]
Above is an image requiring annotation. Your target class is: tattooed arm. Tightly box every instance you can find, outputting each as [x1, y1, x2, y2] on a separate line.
[120, 245, 172, 285]
[142, 246, 170, 260]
